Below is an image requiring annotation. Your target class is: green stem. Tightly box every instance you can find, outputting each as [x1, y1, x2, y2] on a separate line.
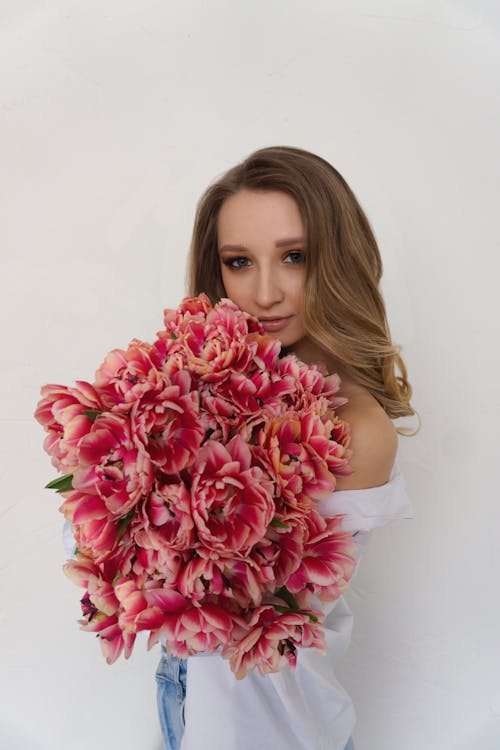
[275, 586, 300, 610]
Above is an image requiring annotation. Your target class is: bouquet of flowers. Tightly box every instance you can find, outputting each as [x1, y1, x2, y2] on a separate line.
[35, 293, 357, 679]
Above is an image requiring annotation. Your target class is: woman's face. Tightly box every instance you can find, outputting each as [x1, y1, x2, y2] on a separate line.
[217, 189, 309, 350]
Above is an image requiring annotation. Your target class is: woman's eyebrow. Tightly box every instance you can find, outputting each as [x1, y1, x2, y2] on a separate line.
[219, 237, 305, 253]
[275, 236, 304, 247]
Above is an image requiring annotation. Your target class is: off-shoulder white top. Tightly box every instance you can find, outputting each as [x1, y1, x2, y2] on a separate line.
[180, 458, 414, 750]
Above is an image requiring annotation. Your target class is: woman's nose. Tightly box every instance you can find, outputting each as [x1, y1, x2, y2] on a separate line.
[253, 271, 285, 308]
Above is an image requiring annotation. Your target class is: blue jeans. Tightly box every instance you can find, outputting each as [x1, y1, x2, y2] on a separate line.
[156, 647, 356, 750]
[156, 646, 187, 750]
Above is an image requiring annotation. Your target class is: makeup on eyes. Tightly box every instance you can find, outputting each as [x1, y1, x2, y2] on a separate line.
[221, 249, 305, 270]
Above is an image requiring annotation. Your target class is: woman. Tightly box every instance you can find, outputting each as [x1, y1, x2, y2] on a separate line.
[156, 145, 417, 750]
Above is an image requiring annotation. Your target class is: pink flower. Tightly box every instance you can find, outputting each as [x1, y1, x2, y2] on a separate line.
[130, 543, 184, 589]
[63, 554, 101, 589]
[158, 296, 266, 384]
[114, 578, 153, 633]
[201, 373, 258, 417]
[129, 482, 194, 586]
[154, 295, 211, 375]
[79, 608, 136, 664]
[63, 558, 135, 664]
[72, 412, 154, 517]
[156, 602, 235, 657]
[75, 516, 125, 562]
[191, 435, 275, 555]
[257, 408, 352, 508]
[302, 400, 353, 480]
[223, 557, 272, 608]
[86, 572, 120, 616]
[111, 579, 193, 654]
[196, 334, 285, 438]
[34, 382, 102, 473]
[330, 414, 352, 458]
[277, 355, 348, 411]
[163, 293, 213, 334]
[250, 516, 306, 590]
[59, 489, 107, 524]
[94, 339, 163, 409]
[130, 369, 204, 474]
[222, 605, 326, 680]
[59, 490, 122, 561]
[286, 511, 357, 601]
[248, 332, 281, 371]
[177, 553, 271, 610]
[99, 542, 136, 583]
[176, 555, 228, 604]
[134, 480, 195, 551]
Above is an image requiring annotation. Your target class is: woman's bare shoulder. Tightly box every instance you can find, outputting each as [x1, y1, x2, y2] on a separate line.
[334, 383, 398, 491]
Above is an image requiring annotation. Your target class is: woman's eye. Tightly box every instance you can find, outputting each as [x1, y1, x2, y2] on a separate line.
[285, 250, 305, 263]
[223, 257, 250, 270]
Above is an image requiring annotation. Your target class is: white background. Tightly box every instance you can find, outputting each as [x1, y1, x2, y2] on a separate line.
[1, 1, 499, 749]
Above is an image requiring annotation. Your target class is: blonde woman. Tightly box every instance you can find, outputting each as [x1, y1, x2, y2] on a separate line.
[155, 146, 417, 750]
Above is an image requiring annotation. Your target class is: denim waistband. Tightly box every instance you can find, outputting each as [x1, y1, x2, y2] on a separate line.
[157, 644, 187, 683]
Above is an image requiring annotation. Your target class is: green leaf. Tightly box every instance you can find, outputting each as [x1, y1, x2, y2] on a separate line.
[302, 612, 318, 623]
[269, 518, 290, 529]
[84, 409, 102, 421]
[170, 331, 178, 340]
[45, 474, 74, 492]
[116, 509, 135, 543]
[273, 604, 319, 623]
[112, 573, 122, 586]
[73, 546, 81, 556]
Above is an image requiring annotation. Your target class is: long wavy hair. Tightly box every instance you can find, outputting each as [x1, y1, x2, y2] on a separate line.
[186, 145, 418, 433]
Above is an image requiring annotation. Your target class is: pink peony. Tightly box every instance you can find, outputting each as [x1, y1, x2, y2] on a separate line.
[63, 556, 135, 664]
[72, 412, 154, 517]
[34, 382, 102, 473]
[130, 542, 185, 589]
[177, 553, 272, 610]
[176, 555, 228, 604]
[130, 368, 204, 474]
[286, 511, 357, 601]
[59, 490, 120, 561]
[94, 339, 163, 409]
[79, 607, 136, 664]
[134, 480, 195, 552]
[114, 577, 161, 634]
[191, 435, 275, 555]
[222, 605, 327, 680]
[155, 602, 235, 657]
[250, 515, 307, 590]
[257, 408, 351, 509]
[158, 296, 264, 383]
[222, 557, 273, 609]
[277, 354, 348, 412]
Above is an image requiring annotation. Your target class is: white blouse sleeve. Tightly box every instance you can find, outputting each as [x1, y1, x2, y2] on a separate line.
[62, 518, 76, 558]
[317, 458, 414, 532]
[316, 457, 415, 578]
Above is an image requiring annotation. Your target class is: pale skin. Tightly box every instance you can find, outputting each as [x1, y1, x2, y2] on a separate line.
[217, 188, 397, 491]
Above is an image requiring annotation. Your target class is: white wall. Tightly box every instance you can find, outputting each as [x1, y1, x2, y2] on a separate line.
[1, 2, 499, 748]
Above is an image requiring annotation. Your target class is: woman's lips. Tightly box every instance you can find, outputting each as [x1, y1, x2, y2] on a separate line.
[259, 316, 292, 332]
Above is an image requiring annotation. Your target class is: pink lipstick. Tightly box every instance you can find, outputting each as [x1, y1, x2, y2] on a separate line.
[259, 316, 292, 332]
